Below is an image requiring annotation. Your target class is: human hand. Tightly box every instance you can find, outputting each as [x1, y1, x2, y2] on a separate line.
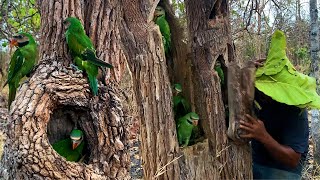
[239, 114, 269, 142]
[253, 58, 266, 67]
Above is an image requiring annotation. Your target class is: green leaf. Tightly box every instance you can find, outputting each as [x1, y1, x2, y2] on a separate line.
[2, 42, 8, 47]
[255, 30, 320, 109]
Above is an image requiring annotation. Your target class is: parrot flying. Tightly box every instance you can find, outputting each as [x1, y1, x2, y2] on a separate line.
[154, 6, 171, 56]
[173, 83, 190, 120]
[4, 32, 38, 109]
[177, 112, 199, 147]
[52, 129, 85, 162]
[63, 17, 113, 96]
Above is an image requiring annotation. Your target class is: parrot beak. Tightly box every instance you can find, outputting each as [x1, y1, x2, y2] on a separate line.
[154, 11, 161, 17]
[72, 141, 79, 150]
[9, 39, 18, 54]
[9, 39, 18, 48]
[63, 20, 70, 29]
[192, 120, 198, 126]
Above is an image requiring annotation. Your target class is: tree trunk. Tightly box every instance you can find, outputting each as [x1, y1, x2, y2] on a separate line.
[0, 0, 129, 179]
[120, 1, 181, 179]
[0, 0, 253, 179]
[180, 0, 252, 179]
[309, 0, 320, 168]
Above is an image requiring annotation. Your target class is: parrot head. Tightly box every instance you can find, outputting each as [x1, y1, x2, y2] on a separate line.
[10, 32, 33, 48]
[189, 112, 199, 126]
[214, 61, 221, 68]
[154, 6, 166, 18]
[63, 17, 83, 30]
[70, 129, 83, 150]
[173, 83, 182, 95]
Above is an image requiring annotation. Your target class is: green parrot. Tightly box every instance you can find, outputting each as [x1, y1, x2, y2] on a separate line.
[63, 17, 113, 96]
[177, 112, 199, 147]
[4, 32, 38, 109]
[154, 6, 171, 55]
[214, 61, 224, 85]
[173, 83, 190, 119]
[52, 129, 85, 162]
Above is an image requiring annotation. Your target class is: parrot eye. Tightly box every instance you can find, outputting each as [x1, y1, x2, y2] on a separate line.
[13, 35, 23, 39]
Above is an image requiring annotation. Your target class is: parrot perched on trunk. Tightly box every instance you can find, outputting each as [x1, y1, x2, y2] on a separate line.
[4, 32, 38, 109]
[177, 112, 199, 147]
[154, 6, 171, 56]
[214, 61, 224, 85]
[63, 17, 113, 96]
[173, 83, 190, 120]
[52, 129, 85, 162]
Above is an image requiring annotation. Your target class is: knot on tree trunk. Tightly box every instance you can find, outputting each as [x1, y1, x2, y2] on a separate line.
[0, 58, 130, 179]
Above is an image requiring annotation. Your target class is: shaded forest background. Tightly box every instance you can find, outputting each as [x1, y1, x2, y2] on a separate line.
[0, 0, 319, 179]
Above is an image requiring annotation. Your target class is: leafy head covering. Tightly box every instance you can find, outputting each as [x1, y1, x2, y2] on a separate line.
[255, 30, 320, 109]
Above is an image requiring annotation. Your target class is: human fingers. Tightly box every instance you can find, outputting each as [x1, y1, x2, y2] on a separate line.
[256, 58, 266, 62]
[254, 62, 264, 67]
[240, 133, 253, 139]
[240, 120, 253, 128]
[245, 114, 257, 123]
[239, 124, 253, 132]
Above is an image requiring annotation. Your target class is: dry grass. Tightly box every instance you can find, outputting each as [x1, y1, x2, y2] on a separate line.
[153, 155, 183, 179]
[303, 161, 320, 180]
[0, 132, 4, 158]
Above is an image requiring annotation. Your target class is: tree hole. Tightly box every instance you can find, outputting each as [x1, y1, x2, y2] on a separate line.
[214, 55, 229, 128]
[208, 0, 228, 28]
[209, 0, 228, 19]
[47, 105, 97, 164]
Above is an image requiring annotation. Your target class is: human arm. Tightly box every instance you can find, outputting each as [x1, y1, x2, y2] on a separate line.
[239, 114, 301, 168]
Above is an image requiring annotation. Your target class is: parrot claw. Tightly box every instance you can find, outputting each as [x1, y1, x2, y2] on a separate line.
[70, 64, 82, 73]
[78, 154, 86, 162]
[18, 79, 30, 91]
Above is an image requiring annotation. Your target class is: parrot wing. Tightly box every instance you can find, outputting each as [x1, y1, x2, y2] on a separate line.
[81, 48, 113, 68]
[67, 31, 113, 68]
[3, 50, 24, 87]
[156, 16, 171, 51]
[180, 98, 190, 112]
[66, 30, 94, 56]
[52, 138, 72, 159]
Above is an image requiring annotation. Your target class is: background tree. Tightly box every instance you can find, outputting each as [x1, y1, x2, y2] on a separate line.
[309, 0, 320, 175]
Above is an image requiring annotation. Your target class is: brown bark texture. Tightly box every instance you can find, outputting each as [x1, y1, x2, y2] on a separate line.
[0, 0, 130, 179]
[120, 0, 181, 179]
[0, 0, 255, 179]
[181, 0, 253, 179]
[0, 59, 129, 179]
[227, 61, 256, 143]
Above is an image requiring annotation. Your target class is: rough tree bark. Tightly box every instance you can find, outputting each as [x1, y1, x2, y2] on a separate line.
[309, 0, 320, 168]
[180, 0, 252, 179]
[0, 0, 254, 179]
[120, 1, 181, 179]
[0, 0, 129, 179]
[121, 0, 253, 179]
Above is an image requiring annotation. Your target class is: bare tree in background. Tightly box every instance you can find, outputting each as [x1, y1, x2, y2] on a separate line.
[309, 0, 320, 170]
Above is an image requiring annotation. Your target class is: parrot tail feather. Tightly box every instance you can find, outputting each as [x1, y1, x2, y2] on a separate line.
[8, 84, 17, 110]
[88, 74, 98, 96]
[82, 49, 113, 68]
[3, 80, 8, 88]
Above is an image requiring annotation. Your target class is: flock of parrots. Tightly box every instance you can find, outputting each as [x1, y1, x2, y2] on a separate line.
[3, 6, 202, 162]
